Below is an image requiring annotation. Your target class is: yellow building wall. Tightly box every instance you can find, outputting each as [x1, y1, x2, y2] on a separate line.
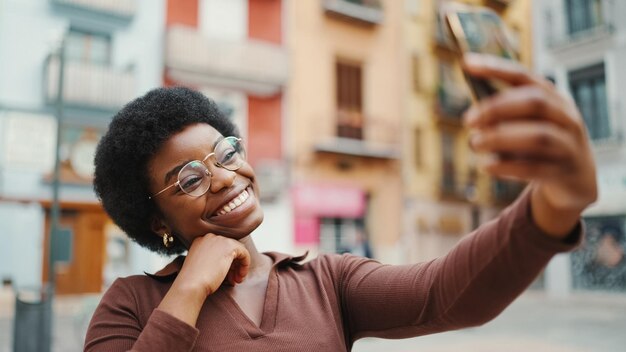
[403, 0, 533, 262]
[287, 0, 406, 263]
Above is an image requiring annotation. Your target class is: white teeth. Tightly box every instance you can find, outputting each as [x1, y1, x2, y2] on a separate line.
[216, 188, 251, 216]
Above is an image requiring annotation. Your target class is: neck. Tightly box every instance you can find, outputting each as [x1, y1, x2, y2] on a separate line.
[239, 236, 271, 275]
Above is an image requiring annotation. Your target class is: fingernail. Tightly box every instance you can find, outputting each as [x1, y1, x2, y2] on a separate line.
[464, 106, 480, 126]
[469, 132, 483, 148]
[463, 53, 483, 67]
[476, 153, 498, 168]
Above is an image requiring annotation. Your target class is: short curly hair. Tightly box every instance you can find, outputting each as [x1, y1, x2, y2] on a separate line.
[94, 87, 239, 255]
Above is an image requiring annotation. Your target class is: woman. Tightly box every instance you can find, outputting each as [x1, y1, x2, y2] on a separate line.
[84, 55, 597, 351]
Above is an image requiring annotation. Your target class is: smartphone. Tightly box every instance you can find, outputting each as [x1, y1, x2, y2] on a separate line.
[443, 3, 518, 101]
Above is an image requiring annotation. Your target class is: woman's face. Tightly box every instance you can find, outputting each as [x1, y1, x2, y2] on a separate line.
[147, 123, 263, 247]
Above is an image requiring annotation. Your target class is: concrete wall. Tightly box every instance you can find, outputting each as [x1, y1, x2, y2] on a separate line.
[0, 0, 169, 286]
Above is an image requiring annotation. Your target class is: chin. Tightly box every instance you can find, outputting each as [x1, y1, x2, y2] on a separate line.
[222, 208, 264, 240]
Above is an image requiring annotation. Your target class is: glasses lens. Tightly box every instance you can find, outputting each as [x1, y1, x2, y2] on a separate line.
[215, 137, 245, 170]
[178, 160, 210, 196]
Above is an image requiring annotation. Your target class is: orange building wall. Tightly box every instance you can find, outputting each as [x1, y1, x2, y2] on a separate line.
[248, 0, 282, 44]
[166, 0, 198, 27]
[247, 95, 282, 166]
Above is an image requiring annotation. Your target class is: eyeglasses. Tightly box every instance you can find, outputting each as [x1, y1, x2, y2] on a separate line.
[149, 136, 245, 199]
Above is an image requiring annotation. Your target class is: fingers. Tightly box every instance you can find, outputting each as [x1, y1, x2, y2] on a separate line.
[462, 53, 549, 88]
[482, 158, 569, 181]
[230, 246, 250, 284]
[464, 85, 584, 134]
[471, 121, 579, 182]
[470, 121, 576, 162]
[186, 234, 251, 289]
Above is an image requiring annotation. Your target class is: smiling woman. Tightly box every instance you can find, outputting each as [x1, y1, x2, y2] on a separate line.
[85, 69, 597, 351]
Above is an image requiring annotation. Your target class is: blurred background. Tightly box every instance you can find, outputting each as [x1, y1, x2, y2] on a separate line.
[0, 0, 625, 351]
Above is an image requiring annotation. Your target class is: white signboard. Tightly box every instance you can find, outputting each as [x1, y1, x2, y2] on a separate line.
[2, 112, 57, 173]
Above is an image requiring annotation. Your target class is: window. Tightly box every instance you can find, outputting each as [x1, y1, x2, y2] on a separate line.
[569, 63, 611, 140]
[437, 61, 470, 118]
[441, 130, 456, 195]
[319, 217, 371, 257]
[336, 61, 363, 139]
[65, 29, 111, 65]
[566, 0, 604, 35]
[414, 128, 423, 170]
[412, 54, 421, 92]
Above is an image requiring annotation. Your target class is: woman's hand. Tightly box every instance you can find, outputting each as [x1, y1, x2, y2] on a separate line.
[462, 53, 598, 238]
[157, 234, 250, 326]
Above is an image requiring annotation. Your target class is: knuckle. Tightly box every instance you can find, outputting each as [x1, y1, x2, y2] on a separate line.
[535, 130, 552, 147]
[527, 89, 548, 116]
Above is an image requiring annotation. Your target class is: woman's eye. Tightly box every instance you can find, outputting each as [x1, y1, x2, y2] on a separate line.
[181, 175, 203, 191]
[219, 150, 237, 164]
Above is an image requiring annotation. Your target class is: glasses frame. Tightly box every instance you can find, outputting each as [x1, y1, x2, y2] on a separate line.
[148, 136, 244, 200]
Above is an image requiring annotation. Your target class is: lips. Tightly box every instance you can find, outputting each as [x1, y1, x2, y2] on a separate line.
[209, 186, 254, 219]
[216, 188, 250, 215]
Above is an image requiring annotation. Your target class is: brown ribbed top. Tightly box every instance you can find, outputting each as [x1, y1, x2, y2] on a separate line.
[84, 189, 581, 351]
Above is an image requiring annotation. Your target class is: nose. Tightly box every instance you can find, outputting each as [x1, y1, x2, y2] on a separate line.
[207, 163, 236, 193]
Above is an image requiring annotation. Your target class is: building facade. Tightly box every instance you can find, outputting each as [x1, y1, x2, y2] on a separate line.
[403, 0, 533, 263]
[163, 0, 293, 254]
[0, 0, 166, 293]
[534, 0, 626, 294]
[287, 0, 405, 263]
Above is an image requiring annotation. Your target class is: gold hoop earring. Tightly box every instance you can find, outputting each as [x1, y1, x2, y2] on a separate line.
[162, 233, 174, 248]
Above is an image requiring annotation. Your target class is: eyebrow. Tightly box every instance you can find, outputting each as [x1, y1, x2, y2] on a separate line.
[163, 160, 193, 185]
[161, 137, 225, 185]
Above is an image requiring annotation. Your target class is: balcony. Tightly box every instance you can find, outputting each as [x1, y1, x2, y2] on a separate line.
[50, 0, 136, 27]
[483, 0, 513, 11]
[440, 168, 475, 201]
[436, 84, 471, 122]
[44, 55, 136, 111]
[165, 26, 288, 97]
[492, 179, 526, 205]
[313, 114, 400, 160]
[323, 0, 383, 26]
[545, 4, 614, 51]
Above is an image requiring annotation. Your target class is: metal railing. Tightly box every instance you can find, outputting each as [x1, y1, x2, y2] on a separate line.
[51, 0, 137, 18]
[44, 55, 136, 110]
[312, 114, 400, 159]
[545, 1, 615, 49]
[492, 179, 526, 204]
[436, 84, 471, 119]
[323, 0, 383, 25]
[165, 26, 288, 96]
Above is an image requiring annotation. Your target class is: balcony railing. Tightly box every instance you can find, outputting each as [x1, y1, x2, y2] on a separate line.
[545, 3, 615, 49]
[313, 114, 400, 159]
[51, 0, 136, 22]
[440, 168, 475, 201]
[44, 55, 136, 110]
[436, 84, 471, 120]
[165, 26, 288, 97]
[492, 179, 526, 204]
[323, 0, 383, 26]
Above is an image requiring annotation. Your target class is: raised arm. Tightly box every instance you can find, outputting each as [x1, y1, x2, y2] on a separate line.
[462, 53, 597, 238]
[338, 54, 596, 344]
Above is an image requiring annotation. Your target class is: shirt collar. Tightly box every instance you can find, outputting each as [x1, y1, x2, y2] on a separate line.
[145, 251, 309, 282]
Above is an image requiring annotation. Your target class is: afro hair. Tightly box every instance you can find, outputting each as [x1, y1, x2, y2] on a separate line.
[93, 87, 240, 255]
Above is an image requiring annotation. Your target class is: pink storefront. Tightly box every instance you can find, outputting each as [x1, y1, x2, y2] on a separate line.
[292, 183, 371, 256]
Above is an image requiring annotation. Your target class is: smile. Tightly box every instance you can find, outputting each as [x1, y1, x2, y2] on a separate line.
[216, 189, 250, 216]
